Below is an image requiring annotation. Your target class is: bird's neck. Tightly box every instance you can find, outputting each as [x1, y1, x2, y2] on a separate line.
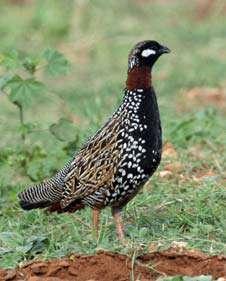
[126, 66, 152, 91]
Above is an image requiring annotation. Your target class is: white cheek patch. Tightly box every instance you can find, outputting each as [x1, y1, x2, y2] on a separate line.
[141, 49, 156, 57]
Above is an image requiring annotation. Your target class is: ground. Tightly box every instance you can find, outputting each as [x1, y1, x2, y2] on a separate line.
[0, 0, 226, 279]
[1, 248, 226, 280]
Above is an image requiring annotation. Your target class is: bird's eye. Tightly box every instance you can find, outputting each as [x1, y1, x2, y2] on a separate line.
[141, 49, 156, 57]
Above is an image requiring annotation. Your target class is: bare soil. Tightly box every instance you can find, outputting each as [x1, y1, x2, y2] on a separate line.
[0, 248, 226, 281]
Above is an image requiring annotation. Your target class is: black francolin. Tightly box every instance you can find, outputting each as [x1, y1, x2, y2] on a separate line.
[19, 40, 170, 241]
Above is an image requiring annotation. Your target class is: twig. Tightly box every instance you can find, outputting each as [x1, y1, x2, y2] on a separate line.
[130, 250, 137, 281]
[18, 103, 25, 142]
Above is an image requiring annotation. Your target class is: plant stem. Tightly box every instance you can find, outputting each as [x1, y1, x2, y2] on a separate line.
[18, 103, 25, 142]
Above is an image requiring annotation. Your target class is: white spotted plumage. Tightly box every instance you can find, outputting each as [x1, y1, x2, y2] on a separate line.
[93, 87, 162, 207]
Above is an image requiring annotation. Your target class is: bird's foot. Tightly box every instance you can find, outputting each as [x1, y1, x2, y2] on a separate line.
[112, 206, 128, 243]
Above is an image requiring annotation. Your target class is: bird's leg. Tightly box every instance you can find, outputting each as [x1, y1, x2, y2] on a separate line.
[92, 208, 101, 238]
[111, 207, 125, 241]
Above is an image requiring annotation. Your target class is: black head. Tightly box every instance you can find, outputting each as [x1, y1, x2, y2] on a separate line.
[128, 40, 170, 71]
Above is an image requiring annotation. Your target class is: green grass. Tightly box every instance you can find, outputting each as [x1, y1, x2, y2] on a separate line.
[0, 0, 226, 268]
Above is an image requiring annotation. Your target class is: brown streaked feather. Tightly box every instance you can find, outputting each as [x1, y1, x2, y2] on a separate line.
[60, 115, 123, 208]
[48, 200, 85, 213]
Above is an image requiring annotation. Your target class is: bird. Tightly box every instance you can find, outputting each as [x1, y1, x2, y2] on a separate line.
[18, 40, 170, 241]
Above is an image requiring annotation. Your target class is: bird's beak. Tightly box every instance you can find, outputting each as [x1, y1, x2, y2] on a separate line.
[159, 45, 171, 54]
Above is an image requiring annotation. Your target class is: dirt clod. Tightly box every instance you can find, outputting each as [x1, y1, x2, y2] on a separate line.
[30, 263, 48, 275]
[3, 270, 16, 281]
[0, 249, 226, 281]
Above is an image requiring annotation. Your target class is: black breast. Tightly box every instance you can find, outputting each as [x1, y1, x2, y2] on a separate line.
[107, 87, 162, 207]
[137, 87, 162, 176]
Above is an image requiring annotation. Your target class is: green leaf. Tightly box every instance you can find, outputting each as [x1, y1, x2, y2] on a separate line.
[0, 247, 12, 255]
[27, 235, 49, 255]
[43, 48, 70, 76]
[23, 56, 40, 75]
[26, 158, 54, 181]
[183, 276, 212, 281]
[0, 50, 21, 70]
[63, 139, 80, 156]
[0, 232, 15, 243]
[160, 276, 184, 281]
[49, 118, 77, 142]
[0, 74, 14, 91]
[7, 75, 45, 107]
[18, 122, 36, 136]
[160, 276, 212, 281]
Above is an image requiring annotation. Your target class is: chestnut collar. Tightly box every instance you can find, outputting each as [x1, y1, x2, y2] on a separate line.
[126, 66, 151, 90]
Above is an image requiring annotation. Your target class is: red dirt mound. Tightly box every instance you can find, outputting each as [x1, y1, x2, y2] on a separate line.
[0, 249, 226, 281]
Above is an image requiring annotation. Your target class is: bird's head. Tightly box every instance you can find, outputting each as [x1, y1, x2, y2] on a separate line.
[128, 40, 170, 71]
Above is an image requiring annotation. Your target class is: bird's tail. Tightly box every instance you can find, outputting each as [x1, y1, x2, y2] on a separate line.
[18, 180, 63, 210]
[18, 161, 71, 210]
